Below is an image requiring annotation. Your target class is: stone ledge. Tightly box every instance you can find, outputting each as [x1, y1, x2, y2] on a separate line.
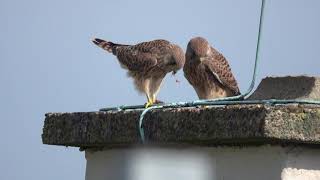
[42, 104, 320, 148]
[42, 76, 320, 148]
[248, 76, 320, 100]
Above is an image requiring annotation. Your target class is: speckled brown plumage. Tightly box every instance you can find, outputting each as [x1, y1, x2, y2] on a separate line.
[92, 38, 185, 106]
[184, 37, 240, 99]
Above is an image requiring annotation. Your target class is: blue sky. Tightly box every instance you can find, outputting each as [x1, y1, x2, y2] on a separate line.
[1, 0, 320, 179]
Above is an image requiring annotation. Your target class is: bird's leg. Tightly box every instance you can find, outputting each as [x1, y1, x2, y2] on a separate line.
[148, 76, 165, 105]
[151, 95, 165, 105]
[144, 93, 162, 108]
[143, 79, 154, 108]
[145, 94, 153, 108]
[152, 94, 156, 104]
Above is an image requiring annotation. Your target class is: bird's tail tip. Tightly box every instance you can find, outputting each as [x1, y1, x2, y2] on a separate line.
[91, 37, 113, 53]
[91, 38, 103, 45]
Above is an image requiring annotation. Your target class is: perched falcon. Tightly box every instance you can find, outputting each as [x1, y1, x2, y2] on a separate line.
[184, 37, 240, 99]
[92, 38, 185, 107]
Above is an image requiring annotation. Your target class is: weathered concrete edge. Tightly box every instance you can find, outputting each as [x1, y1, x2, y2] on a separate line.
[248, 76, 320, 100]
[42, 105, 320, 148]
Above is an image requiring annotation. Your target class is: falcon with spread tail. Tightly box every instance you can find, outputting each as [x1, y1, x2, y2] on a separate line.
[184, 37, 240, 99]
[92, 38, 185, 107]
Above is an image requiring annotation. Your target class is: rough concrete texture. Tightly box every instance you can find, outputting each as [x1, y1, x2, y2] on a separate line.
[248, 76, 320, 100]
[42, 104, 320, 148]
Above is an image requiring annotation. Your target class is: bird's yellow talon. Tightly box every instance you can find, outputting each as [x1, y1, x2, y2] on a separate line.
[145, 101, 153, 108]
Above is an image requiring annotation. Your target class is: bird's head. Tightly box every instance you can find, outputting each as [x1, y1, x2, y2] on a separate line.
[186, 37, 211, 62]
[171, 44, 186, 75]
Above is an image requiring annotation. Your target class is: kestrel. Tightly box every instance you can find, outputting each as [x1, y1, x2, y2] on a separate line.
[92, 38, 185, 107]
[184, 37, 240, 99]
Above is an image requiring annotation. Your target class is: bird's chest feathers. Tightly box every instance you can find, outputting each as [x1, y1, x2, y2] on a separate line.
[191, 62, 205, 76]
[189, 63, 211, 85]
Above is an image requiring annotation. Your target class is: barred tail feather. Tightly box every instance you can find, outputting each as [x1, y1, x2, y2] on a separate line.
[92, 38, 115, 53]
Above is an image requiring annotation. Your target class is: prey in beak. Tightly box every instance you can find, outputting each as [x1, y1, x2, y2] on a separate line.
[172, 71, 181, 83]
